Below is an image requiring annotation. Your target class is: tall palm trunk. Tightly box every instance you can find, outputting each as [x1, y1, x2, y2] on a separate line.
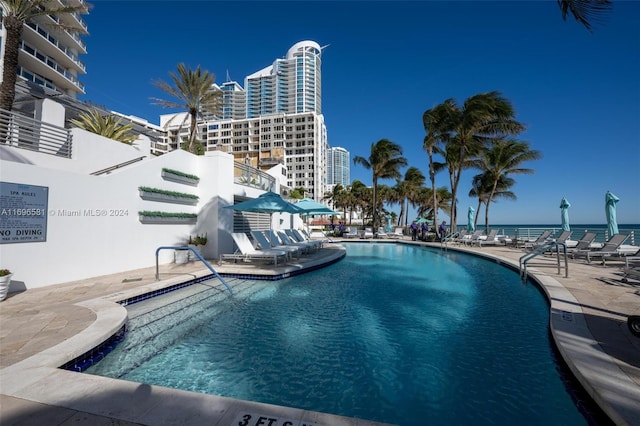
[0, 16, 23, 111]
[428, 148, 438, 230]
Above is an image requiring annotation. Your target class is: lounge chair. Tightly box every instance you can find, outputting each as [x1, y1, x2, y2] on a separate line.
[537, 230, 573, 253]
[621, 266, 640, 283]
[287, 229, 323, 249]
[478, 229, 500, 247]
[390, 227, 404, 239]
[571, 233, 629, 264]
[565, 232, 598, 253]
[221, 232, 288, 265]
[361, 228, 374, 239]
[523, 230, 554, 249]
[451, 229, 468, 244]
[377, 227, 390, 238]
[464, 230, 482, 246]
[251, 230, 301, 259]
[553, 230, 573, 244]
[267, 230, 309, 257]
[277, 230, 316, 253]
[343, 227, 359, 238]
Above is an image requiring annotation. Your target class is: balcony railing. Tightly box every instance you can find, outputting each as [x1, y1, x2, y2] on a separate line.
[234, 162, 276, 192]
[0, 108, 72, 158]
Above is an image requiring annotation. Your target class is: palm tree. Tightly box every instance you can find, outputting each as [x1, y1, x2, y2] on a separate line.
[557, 0, 612, 31]
[469, 173, 516, 230]
[403, 167, 426, 227]
[437, 92, 525, 231]
[388, 181, 405, 226]
[415, 186, 452, 223]
[151, 64, 222, 154]
[70, 110, 138, 145]
[0, 0, 89, 111]
[353, 139, 407, 232]
[470, 138, 541, 230]
[322, 184, 344, 211]
[289, 187, 306, 200]
[349, 180, 369, 226]
[423, 100, 453, 230]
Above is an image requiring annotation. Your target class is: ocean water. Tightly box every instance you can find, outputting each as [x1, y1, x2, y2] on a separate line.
[455, 224, 640, 245]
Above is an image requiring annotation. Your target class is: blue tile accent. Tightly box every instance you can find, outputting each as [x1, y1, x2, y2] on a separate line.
[59, 324, 126, 372]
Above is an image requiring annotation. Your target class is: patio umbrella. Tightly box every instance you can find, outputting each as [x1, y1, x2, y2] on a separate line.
[294, 198, 337, 215]
[415, 218, 431, 224]
[605, 191, 619, 236]
[386, 214, 393, 233]
[560, 197, 571, 231]
[225, 191, 303, 230]
[467, 207, 475, 232]
[294, 198, 337, 231]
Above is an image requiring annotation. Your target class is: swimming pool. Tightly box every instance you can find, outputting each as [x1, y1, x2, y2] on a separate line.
[85, 243, 608, 425]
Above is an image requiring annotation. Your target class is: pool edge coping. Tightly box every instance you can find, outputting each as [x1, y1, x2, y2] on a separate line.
[1, 241, 637, 425]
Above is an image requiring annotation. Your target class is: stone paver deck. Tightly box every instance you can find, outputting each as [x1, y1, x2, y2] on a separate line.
[0, 240, 639, 425]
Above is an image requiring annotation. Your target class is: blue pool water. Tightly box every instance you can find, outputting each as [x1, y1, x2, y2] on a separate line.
[86, 243, 607, 425]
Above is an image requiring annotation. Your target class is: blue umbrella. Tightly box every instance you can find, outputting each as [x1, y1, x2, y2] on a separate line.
[467, 207, 475, 232]
[294, 198, 337, 231]
[560, 197, 571, 231]
[294, 198, 337, 215]
[225, 191, 302, 229]
[605, 191, 619, 236]
[386, 214, 393, 233]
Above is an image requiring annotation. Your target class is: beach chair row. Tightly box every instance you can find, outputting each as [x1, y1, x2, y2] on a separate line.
[221, 229, 323, 266]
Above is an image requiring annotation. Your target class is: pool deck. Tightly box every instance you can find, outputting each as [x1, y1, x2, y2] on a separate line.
[1, 240, 639, 425]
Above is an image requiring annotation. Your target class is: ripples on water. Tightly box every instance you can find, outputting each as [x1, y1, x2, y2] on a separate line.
[86, 243, 602, 425]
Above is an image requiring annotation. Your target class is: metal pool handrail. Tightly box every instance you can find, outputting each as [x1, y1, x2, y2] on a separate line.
[155, 246, 232, 294]
[520, 241, 569, 280]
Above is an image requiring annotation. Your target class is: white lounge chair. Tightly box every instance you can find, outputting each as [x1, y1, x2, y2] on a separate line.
[377, 227, 389, 238]
[390, 227, 404, 239]
[344, 227, 359, 238]
[361, 228, 374, 239]
[221, 233, 288, 265]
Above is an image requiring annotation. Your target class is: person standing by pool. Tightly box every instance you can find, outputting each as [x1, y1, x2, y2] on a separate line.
[421, 222, 428, 241]
[411, 221, 418, 241]
[439, 221, 447, 240]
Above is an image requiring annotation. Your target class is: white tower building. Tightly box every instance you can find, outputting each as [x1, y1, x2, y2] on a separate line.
[327, 146, 350, 187]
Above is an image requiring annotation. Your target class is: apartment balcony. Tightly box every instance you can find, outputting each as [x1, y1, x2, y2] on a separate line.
[24, 23, 86, 72]
[258, 157, 283, 167]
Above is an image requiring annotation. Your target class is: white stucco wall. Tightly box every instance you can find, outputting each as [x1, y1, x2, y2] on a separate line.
[0, 142, 239, 290]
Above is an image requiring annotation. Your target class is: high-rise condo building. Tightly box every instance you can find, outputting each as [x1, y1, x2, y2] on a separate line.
[160, 40, 329, 201]
[327, 146, 350, 187]
[0, 1, 90, 99]
[246, 41, 322, 117]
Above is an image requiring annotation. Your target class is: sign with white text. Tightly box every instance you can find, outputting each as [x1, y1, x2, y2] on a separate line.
[0, 182, 48, 244]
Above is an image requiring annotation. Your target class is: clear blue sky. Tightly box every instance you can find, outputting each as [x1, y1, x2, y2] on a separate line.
[80, 1, 639, 225]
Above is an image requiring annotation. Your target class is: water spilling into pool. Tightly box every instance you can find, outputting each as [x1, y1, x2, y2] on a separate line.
[85, 243, 604, 425]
